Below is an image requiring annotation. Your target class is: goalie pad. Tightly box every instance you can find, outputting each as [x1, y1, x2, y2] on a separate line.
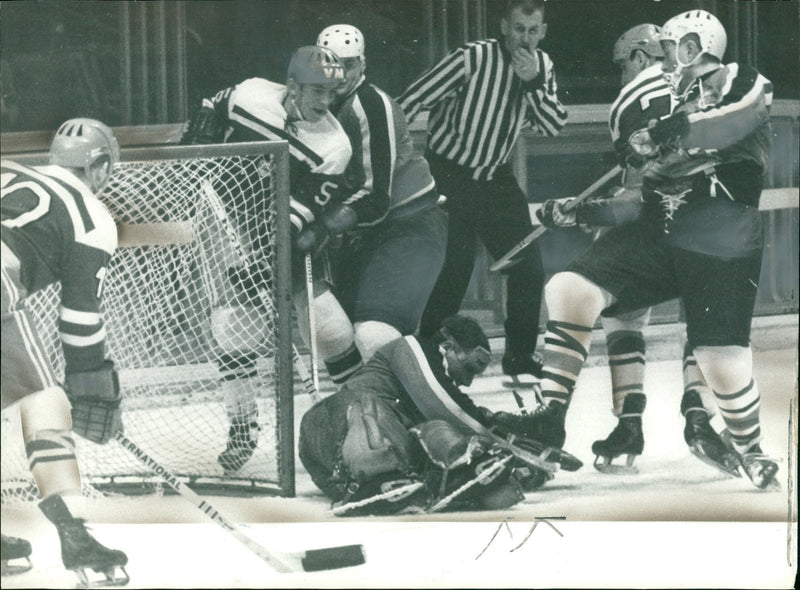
[340, 394, 414, 480]
[64, 360, 122, 445]
[414, 420, 522, 511]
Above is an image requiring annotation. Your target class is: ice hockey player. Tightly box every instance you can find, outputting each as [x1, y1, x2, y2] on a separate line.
[298, 315, 553, 516]
[515, 9, 778, 490]
[1, 119, 129, 585]
[314, 24, 447, 361]
[181, 45, 365, 472]
[537, 23, 738, 477]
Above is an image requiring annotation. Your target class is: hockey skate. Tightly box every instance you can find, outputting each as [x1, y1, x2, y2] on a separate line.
[332, 472, 427, 517]
[1, 534, 33, 575]
[217, 416, 260, 474]
[39, 495, 129, 588]
[739, 444, 779, 490]
[592, 393, 645, 475]
[683, 408, 741, 479]
[502, 352, 543, 389]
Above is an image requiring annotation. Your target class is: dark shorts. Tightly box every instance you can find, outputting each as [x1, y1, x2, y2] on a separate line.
[331, 204, 447, 334]
[567, 221, 762, 348]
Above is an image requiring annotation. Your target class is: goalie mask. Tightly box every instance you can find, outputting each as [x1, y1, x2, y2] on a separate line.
[316, 25, 365, 97]
[49, 118, 120, 193]
[660, 10, 727, 100]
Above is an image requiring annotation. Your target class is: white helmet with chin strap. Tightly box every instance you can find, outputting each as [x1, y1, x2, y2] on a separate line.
[316, 24, 365, 59]
[661, 10, 727, 99]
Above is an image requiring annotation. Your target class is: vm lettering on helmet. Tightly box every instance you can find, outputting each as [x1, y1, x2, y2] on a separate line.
[324, 67, 344, 80]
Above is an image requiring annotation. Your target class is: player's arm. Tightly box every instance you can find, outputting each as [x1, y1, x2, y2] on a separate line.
[396, 46, 469, 123]
[180, 86, 234, 145]
[60, 210, 122, 445]
[386, 338, 493, 431]
[522, 50, 567, 137]
[635, 67, 772, 154]
[337, 88, 399, 227]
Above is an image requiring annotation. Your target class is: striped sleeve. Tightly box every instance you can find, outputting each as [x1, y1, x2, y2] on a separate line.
[340, 86, 394, 226]
[387, 337, 491, 432]
[397, 47, 469, 123]
[522, 50, 567, 136]
[651, 64, 773, 151]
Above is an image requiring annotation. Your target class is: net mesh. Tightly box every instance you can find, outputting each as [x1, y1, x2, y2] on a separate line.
[1, 144, 293, 504]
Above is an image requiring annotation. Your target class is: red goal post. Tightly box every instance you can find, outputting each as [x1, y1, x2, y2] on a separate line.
[1, 141, 296, 501]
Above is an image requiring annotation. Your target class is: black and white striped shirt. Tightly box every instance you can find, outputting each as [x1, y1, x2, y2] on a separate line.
[398, 39, 567, 181]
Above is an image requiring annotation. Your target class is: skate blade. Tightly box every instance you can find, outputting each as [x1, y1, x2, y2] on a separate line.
[502, 378, 540, 391]
[2, 558, 33, 576]
[74, 565, 130, 588]
[593, 455, 639, 475]
[689, 446, 742, 479]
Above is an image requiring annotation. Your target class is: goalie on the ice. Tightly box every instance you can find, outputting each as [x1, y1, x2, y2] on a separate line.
[299, 315, 547, 516]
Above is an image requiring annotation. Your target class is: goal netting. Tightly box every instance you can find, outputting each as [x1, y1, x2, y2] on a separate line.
[1, 141, 295, 503]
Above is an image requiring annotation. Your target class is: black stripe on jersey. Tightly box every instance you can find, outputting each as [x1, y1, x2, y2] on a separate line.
[357, 85, 392, 203]
[46, 172, 96, 232]
[609, 72, 666, 134]
[231, 104, 324, 167]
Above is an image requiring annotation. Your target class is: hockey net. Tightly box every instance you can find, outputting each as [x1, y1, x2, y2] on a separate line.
[1, 141, 295, 503]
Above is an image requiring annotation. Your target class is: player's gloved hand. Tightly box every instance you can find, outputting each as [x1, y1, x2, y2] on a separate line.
[628, 128, 658, 158]
[293, 221, 330, 255]
[180, 106, 223, 145]
[536, 198, 577, 229]
[65, 360, 123, 445]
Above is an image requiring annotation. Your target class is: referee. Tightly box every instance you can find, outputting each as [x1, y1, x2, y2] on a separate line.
[398, 0, 566, 379]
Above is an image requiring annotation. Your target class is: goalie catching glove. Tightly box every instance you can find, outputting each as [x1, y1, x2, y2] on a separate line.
[65, 360, 123, 444]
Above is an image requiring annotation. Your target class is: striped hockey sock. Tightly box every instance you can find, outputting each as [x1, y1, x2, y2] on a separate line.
[540, 320, 592, 407]
[606, 330, 646, 415]
[714, 378, 762, 454]
[325, 343, 363, 385]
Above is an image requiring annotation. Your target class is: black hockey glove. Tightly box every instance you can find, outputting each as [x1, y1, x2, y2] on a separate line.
[180, 106, 224, 145]
[293, 204, 358, 255]
[536, 199, 577, 229]
[65, 360, 123, 445]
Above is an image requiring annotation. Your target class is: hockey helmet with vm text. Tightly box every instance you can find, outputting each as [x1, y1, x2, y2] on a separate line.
[661, 10, 727, 61]
[287, 45, 345, 86]
[49, 118, 120, 171]
[613, 24, 664, 63]
[317, 24, 365, 59]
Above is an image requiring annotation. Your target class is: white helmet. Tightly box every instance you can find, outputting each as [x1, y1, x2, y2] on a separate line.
[661, 10, 727, 61]
[316, 24, 365, 59]
[613, 24, 664, 63]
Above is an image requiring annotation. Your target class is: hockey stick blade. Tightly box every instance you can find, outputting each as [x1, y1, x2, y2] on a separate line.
[488, 430, 583, 473]
[490, 164, 622, 273]
[115, 431, 366, 573]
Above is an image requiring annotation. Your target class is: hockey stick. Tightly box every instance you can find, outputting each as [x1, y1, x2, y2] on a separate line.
[489, 164, 622, 272]
[304, 253, 321, 402]
[201, 180, 320, 401]
[114, 431, 366, 573]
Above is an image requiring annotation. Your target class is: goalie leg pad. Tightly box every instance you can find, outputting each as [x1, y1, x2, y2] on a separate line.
[341, 394, 414, 480]
[64, 361, 122, 445]
[414, 420, 521, 512]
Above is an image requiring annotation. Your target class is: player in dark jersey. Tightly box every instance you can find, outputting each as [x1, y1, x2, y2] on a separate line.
[314, 24, 447, 361]
[1, 119, 128, 585]
[515, 10, 778, 490]
[299, 315, 536, 516]
[181, 46, 365, 472]
[539, 24, 736, 476]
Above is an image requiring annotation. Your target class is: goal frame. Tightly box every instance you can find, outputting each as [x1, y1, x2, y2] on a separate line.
[1, 140, 296, 498]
